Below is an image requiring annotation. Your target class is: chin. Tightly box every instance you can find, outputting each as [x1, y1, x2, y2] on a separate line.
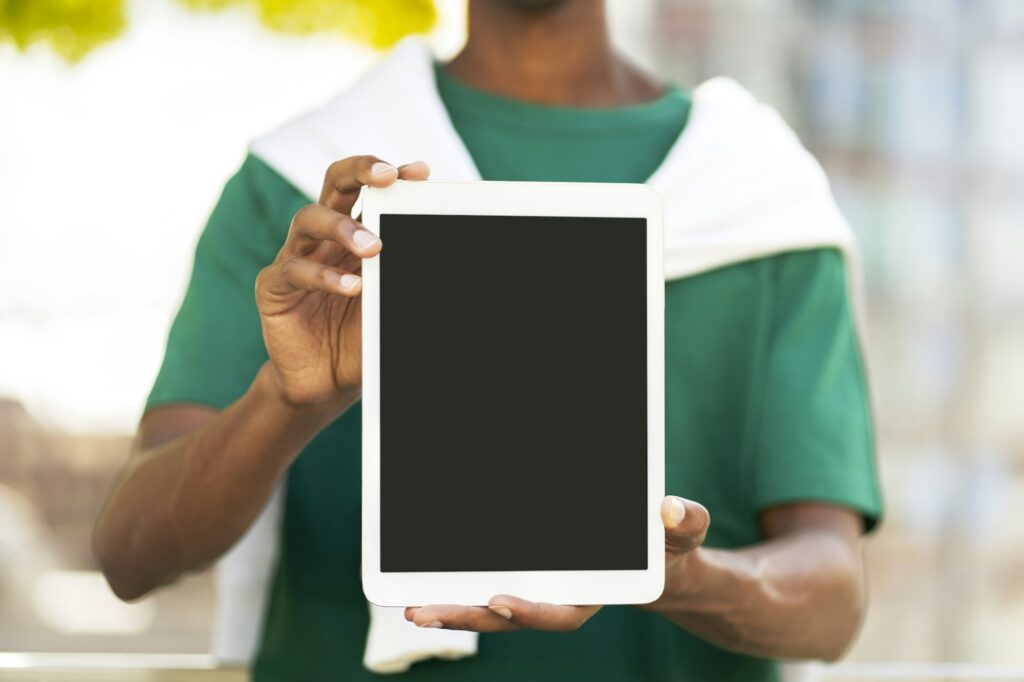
[494, 0, 571, 11]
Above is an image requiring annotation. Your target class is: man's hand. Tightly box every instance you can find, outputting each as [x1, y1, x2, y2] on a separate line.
[95, 157, 431, 602]
[643, 495, 711, 612]
[401, 498, 865, 661]
[255, 156, 430, 409]
[403, 495, 708, 632]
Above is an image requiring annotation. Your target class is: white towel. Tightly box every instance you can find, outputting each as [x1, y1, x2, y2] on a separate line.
[363, 605, 477, 674]
[238, 37, 867, 673]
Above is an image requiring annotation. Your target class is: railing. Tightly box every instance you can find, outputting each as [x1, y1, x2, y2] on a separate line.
[1, 654, 1023, 681]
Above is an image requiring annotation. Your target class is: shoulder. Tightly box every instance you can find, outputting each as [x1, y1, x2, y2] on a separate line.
[669, 76, 833, 197]
[692, 78, 813, 159]
[659, 77, 856, 282]
[746, 247, 849, 297]
[765, 247, 847, 278]
[761, 248, 851, 325]
[681, 247, 847, 290]
[198, 154, 307, 264]
[235, 154, 308, 215]
[212, 154, 307, 225]
[247, 38, 460, 200]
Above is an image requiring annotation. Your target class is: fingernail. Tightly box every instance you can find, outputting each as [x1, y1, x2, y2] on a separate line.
[340, 274, 361, 290]
[489, 605, 513, 620]
[669, 497, 686, 526]
[401, 160, 429, 172]
[371, 161, 396, 176]
[419, 620, 443, 629]
[352, 230, 379, 249]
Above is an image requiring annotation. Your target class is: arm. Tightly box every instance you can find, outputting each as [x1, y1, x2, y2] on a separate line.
[405, 497, 866, 662]
[93, 157, 431, 601]
[92, 369, 346, 601]
[651, 499, 865, 661]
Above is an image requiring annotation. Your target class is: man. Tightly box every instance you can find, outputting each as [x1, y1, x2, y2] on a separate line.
[94, 1, 882, 680]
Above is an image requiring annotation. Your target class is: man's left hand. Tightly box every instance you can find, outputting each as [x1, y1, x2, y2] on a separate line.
[403, 495, 710, 632]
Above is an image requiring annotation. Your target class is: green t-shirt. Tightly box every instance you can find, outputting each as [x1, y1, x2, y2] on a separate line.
[149, 65, 881, 682]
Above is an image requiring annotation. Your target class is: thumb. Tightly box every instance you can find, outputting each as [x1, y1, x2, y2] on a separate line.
[661, 496, 710, 555]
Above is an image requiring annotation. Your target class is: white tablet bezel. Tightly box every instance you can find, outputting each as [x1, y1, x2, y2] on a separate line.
[360, 180, 664, 607]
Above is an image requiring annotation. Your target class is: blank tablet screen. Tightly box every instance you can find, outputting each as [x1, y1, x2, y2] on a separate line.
[379, 214, 647, 572]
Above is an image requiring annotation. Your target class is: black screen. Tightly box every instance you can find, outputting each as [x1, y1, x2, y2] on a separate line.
[379, 214, 647, 572]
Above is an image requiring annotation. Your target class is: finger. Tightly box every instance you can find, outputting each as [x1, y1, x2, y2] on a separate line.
[287, 204, 381, 257]
[397, 160, 430, 181]
[279, 258, 362, 297]
[319, 155, 400, 214]
[409, 604, 519, 633]
[488, 595, 600, 632]
[661, 496, 710, 554]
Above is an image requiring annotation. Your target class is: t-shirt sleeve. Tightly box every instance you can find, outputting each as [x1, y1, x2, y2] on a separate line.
[146, 154, 307, 412]
[752, 249, 883, 531]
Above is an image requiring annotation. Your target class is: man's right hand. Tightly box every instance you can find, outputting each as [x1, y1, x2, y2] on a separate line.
[95, 156, 430, 601]
[255, 155, 430, 408]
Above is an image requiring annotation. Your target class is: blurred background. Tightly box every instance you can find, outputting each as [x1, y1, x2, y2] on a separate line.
[1, 0, 1023, 678]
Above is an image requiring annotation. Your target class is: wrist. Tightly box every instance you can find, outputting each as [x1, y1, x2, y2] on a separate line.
[660, 548, 710, 611]
[251, 362, 357, 432]
[658, 547, 752, 618]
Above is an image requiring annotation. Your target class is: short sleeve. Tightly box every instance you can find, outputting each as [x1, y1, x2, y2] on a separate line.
[753, 249, 883, 530]
[146, 154, 308, 411]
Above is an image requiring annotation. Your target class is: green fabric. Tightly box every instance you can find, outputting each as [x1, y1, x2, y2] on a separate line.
[433, 63, 691, 182]
[148, 66, 881, 682]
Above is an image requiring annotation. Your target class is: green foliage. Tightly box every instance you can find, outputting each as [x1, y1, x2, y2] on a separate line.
[179, 0, 437, 48]
[0, 0, 436, 62]
[0, 0, 126, 62]
[255, 0, 436, 49]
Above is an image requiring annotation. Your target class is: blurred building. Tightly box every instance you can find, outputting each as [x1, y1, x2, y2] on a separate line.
[637, 0, 1024, 664]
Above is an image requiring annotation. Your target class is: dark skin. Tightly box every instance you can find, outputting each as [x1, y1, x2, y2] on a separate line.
[93, 0, 867, 662]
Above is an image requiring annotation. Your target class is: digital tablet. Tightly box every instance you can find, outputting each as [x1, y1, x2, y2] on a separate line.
[360, 180, 664, 607]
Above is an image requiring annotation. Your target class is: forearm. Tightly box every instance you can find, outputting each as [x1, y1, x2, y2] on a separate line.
[653, 530, 865, 661]
[94, 362, 353, 600]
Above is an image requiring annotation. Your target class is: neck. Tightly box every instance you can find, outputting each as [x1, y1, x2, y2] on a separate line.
[445, 0, 662, 107]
